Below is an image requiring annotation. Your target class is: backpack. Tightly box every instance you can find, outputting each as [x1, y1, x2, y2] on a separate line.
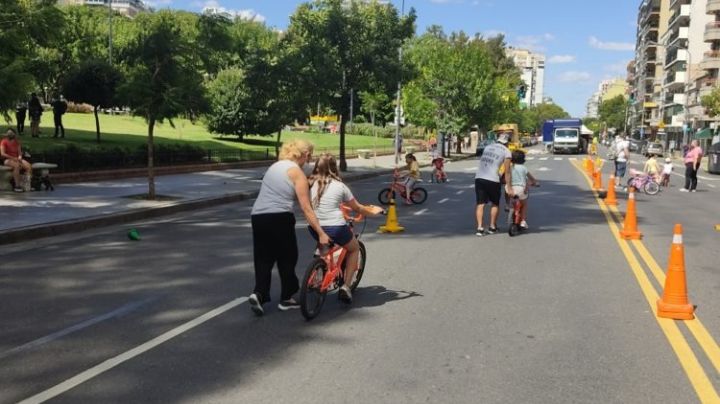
[607, 141, 618, 160]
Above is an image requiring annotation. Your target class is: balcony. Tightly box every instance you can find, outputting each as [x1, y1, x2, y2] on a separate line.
[670, 0, 690, 9]
[707, 0, 720, 14]
[665, 48, 688, 68]
[666, 26, 689, 48]
[705, 22, 720, 42]
[664, 92, 686, 106]
[667, 4, 691, 30]
[701, 50, 720, 70]
[664, 71, 687, 88]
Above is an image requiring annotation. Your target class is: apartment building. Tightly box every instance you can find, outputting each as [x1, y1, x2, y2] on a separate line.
[694, 0, 720, 143]
[60, 0, 148, 17]
[661, 0, 711, 138]
[586, 92, 600, 118]
[506, 48, 545, 108]
[633, 0, 670, 135]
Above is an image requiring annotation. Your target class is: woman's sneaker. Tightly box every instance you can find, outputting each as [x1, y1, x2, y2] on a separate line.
[278, 298, 301, 311]
[338, 285, 353, 304]
[248, 293, 264, 316]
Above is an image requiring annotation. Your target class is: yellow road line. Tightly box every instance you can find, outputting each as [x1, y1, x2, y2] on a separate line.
[572, 161, 720, 402]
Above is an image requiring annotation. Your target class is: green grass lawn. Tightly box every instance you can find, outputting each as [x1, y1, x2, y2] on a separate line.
[10, 113, 394, 154]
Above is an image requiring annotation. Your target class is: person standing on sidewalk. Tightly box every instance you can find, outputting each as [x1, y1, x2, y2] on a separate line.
[28, 93, 42, 138]
[475, 133, 513, 236]
[681, 140, 703, 192]
[51, 95, 67, 138]
[248, 139, 330, 316]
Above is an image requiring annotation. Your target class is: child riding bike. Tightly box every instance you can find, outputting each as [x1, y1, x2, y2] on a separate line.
[509, 150, 539, 229]
[398, 153, 420, 204]
[431, 154, 447, 183]
[308, 153, 384, 304]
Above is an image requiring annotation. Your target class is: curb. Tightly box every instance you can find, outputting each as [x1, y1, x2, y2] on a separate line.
[0, 169, 395, 246]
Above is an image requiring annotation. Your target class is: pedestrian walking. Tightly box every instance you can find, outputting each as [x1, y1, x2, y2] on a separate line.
[475, 132, 513, 236]
[248, 139, 330, 316]
[28, 93, 42, 138]
[15, 102, 27, 135]
[51, 95, 67, 138]
[612, 133, 630, 188]
[680, 140, 703, 192]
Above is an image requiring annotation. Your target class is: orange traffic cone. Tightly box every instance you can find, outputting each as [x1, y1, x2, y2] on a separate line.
[657, 224, 694, 320]
[592, 170, 603, 191]
[604, 175, 618, 206]
[619, 190, 642, 240]
[586, 158, 595, 176]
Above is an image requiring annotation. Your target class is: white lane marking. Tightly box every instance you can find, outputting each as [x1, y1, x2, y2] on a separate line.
[455, 190, 464, 195]
[19, 297, 247, 404]
[540, 157, 549, 161]
[537, 167, 551, 172]
[438, 198, 449, 204]
[569, 157, 578, 161]
[467, 184, 475, 189]
[708, 183, 717, 188]
[554, 157, 562, 161]
[0, 297, 157, 360]
[526, 157, 535, 161]
[413, 209, 428, 216]
[464, 167, 476, 171]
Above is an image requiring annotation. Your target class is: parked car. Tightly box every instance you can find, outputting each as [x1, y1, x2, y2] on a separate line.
[641, 142, 664, 157]
[531, 136, 539, 146]
[476, 139, 495, 156]
[629, 138, 646, 153]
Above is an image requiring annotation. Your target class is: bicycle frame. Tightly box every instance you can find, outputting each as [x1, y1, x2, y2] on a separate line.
[315, 204, 365, 292]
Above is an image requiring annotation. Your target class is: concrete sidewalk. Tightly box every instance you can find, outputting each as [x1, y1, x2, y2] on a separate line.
[0, 152, 470, 244]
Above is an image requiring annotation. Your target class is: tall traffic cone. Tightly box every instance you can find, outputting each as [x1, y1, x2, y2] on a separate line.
[657, 224, 695, 320]
[586, 158, 595, 176]
[604, 175, 618, 206]
[378, 199, 405, 233]
[619, 190, 642, 240]
[592, 170, 603, 191]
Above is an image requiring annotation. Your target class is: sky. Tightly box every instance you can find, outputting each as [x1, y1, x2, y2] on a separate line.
[152, 0, 639, 117]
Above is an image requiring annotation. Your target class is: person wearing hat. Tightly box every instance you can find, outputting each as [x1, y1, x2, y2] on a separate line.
[474, 132, 513, 236]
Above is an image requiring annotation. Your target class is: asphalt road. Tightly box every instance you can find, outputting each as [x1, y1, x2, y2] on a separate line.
[1, 147, 718, 403]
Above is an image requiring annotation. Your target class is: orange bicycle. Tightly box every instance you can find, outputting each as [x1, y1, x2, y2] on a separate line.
[299, 205, 382, 320]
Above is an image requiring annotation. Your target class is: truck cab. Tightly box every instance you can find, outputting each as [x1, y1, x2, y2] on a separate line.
[545, 119, 588, 154]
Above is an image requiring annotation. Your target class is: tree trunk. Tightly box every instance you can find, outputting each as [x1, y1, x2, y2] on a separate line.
[275, 129, 282, 159]
[94, 106, 101, 143]
[456, 135, 462, 154]
[339, 112, 348, 172]
[147, 116, 156, 200]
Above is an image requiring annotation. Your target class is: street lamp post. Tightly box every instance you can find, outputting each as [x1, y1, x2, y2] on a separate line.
[393, 0, 405, 167]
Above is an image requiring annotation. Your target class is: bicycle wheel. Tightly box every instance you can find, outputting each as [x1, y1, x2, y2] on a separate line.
[644, 181, 660, 195]
[508, 224, 519, 237]
[299, 258, 328, 320]
[378, 188, 395, 205]
[349, 241, 366, 291]
[410, 187, 428, 204]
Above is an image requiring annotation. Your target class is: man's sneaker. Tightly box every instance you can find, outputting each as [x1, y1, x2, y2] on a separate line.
[690, 189, 697, 193]
[520, 220, 528, 229]
[248, 293, 264, 316]
[679, 188, 689, 192]
[338, 285, 353, 304]
[487, 227, 498, 234]
[278, 298, 301, 311]
[476, 228, 485, 236]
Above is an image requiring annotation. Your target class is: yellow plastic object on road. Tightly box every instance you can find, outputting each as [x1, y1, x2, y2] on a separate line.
[378, 199, 405, 233]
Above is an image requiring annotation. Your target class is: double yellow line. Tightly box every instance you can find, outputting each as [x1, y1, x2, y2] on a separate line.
[572, 161, 720, 403]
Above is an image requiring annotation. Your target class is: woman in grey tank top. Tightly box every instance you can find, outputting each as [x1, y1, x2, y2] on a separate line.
[248, 139, 329, 316]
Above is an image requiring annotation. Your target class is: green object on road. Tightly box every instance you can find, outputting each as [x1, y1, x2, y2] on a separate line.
[127, 228, 140, 241]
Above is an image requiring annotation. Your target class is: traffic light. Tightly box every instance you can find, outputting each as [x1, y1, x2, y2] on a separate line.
[517, 84, 527, 99]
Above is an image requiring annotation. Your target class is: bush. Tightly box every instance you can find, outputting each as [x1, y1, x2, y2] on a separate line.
[66, 102, 94, 114]
[347, 123, 395, 138]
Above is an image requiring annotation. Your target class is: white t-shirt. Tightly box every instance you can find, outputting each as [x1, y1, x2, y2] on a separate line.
[310, 179, 355, 226]
[615, 140, 630, 163]
[662, 163, 674, 175]
[475, 143, 511, 182]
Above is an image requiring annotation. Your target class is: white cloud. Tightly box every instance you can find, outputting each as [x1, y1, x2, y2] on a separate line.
[201, 0, 266, 22]
[588, 36, 634, 51]
[513, 33, 555, 52]
[547, 55, 575, 64]
[558, 71, 592, 83]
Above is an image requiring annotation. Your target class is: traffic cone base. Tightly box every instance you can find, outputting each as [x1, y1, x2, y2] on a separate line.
[604, 175, 618, 206]
[657, 225, 695, 320]
[619, 191, 642, 240]
[592, 170, 603, 191]
[378, 199, 405, 233]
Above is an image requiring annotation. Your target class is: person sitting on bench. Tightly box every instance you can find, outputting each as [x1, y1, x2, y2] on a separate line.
[1, 128, 32, 192]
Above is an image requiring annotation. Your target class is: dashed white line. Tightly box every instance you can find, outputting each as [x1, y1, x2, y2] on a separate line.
[540, 157, 549, 161]
[455, 190, 464, 195]
[413, 209, 428, 216]
[708, 183, 717, 188]
[569, 157, 577, 161]
[554, 157, 562, 161]
[438, 198, 449, 204]
[526, 157, 535, 161]
[18, 298, 247, 404]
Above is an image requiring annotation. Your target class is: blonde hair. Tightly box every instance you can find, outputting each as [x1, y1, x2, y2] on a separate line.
[279, 139, 314, 162]
[309, 153, 342, 208]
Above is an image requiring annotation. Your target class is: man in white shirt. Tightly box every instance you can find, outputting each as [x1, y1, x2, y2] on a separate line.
[614, 134, 631, 187]
[474, 133, 513, 236]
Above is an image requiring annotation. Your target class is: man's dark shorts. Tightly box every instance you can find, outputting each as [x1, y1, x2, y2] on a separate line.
[615, 161, 627, 178]
[475, 178, 501, 206]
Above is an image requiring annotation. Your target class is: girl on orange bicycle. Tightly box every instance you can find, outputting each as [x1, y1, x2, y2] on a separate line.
[309, 153, 384, 304]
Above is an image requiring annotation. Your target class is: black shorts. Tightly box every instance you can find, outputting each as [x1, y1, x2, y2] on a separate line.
[475, 178, 501, 206]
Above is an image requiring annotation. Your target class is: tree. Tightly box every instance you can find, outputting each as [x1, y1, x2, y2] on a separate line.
[0, 0, 64, 117]
[284, 0, 415, 170]
[598, 95, 626, 131]
[62, 60, 122, 143]
[701, 87, 720, 118]
[120, 11, 207, 199]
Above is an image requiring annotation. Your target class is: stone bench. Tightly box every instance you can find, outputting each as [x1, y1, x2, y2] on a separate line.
[357, 149, 372, 159]
[1, 162, 57, 191]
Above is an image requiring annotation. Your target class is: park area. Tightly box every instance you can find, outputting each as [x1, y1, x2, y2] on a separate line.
[14, 113, 397, 172]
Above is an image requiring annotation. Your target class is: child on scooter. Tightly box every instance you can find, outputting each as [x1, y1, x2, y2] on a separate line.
[509, 150, 539, 229]
[308, 153, 384, 304]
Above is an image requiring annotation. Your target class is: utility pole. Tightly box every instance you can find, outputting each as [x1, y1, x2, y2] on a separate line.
[393, 0, 405, 167]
